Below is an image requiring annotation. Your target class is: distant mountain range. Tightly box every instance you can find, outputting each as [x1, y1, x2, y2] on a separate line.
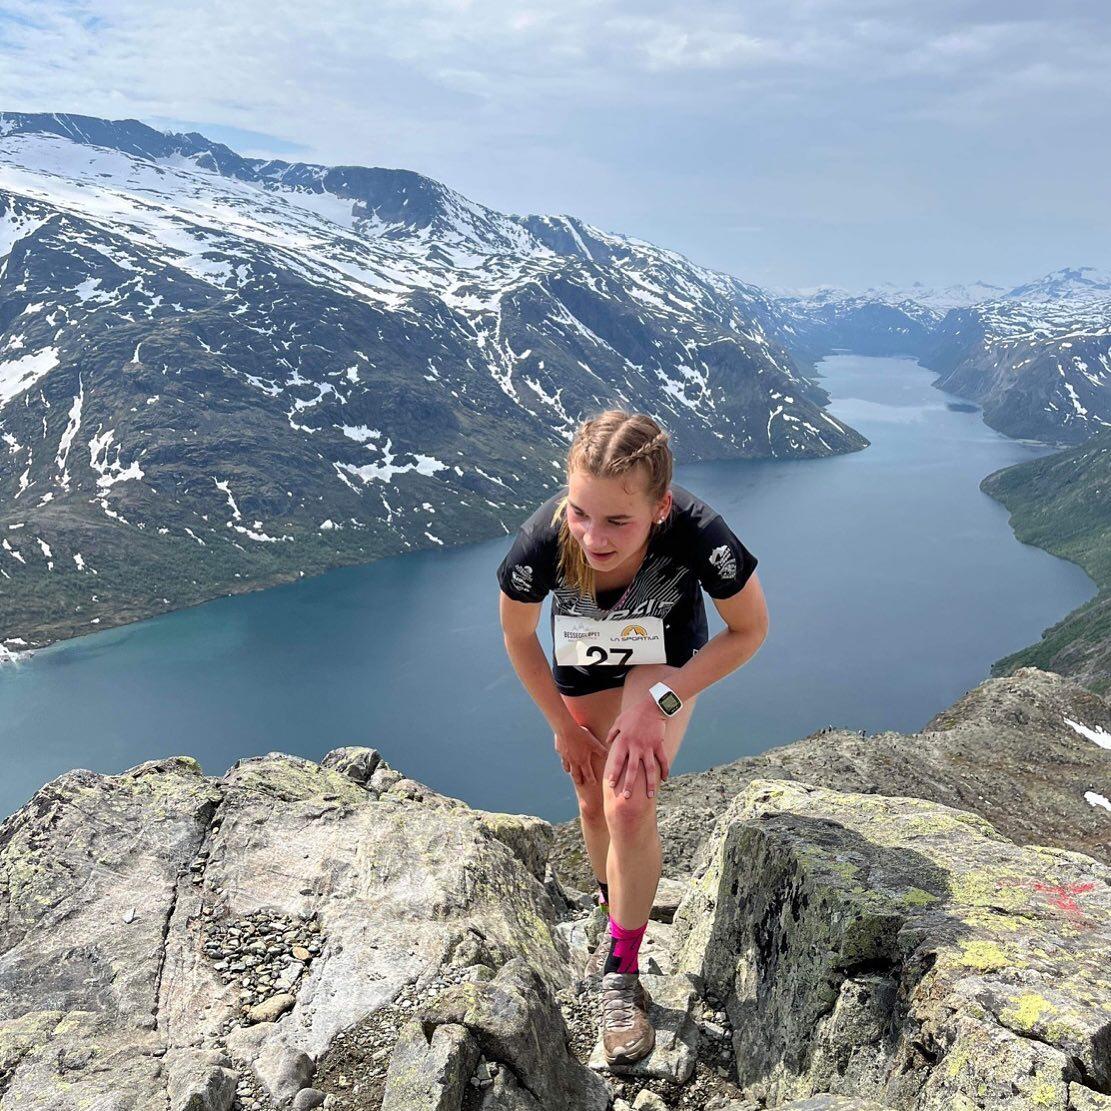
[0, 111, 865, 653]
[769, 278, 1009, 314]
[772, 267, 1111, 445]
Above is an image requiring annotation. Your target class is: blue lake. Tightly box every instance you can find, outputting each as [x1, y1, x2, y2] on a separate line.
[0, 355, 1096, 823]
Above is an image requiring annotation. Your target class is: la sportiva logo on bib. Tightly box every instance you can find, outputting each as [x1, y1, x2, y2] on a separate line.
[616, 624, 660, 643]
[709, 544, 737, 580]
[510, 564, 534, 593]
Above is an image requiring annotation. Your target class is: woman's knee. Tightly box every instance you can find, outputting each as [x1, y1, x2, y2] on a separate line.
[603, 784, 655, 833]
[576, 782, 606, 824]
[574, 756, 609, 823]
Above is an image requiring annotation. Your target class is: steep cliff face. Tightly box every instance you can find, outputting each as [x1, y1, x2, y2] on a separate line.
[672, 778, 1111, 1109]
[0, 667, 1107, 1111]
[927, 298, 1111, 446]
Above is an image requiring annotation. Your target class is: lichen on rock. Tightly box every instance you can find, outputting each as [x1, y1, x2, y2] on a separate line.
[671, 778, 1111, 1110]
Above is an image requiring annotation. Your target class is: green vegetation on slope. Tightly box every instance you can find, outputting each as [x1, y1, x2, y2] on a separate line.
[980, 427, 1111, 695]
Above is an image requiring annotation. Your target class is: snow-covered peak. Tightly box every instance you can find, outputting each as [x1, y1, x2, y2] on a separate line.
[0, 111, 549, 263]
[776, 269, 1111, 315]
[901, 280, 1008, 309]
[1002, 266, 1111, 305]
[773, 279, 1006, 312]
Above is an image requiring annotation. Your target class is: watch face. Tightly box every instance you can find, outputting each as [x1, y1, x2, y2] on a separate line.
[659, 691, 682, 715]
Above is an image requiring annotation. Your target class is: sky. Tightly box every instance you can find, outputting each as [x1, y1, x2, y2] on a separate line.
[0, 0, 1107, 291]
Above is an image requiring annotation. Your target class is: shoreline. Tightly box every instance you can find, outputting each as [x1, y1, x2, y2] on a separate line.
[1, 369, 1089, 677]
[0, 559, 320, 666]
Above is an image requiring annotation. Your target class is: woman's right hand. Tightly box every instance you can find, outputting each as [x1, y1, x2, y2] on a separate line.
[554, 721, 610, 786]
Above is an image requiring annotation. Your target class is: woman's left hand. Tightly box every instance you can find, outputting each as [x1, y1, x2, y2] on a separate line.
[604, 697, 671, 800]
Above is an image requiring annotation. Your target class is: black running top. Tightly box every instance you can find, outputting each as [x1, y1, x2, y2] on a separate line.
[496, 483, 758, 670]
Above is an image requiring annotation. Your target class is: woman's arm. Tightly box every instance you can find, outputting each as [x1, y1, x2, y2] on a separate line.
[500, 591, 609, 784]
[498, 591, 579, 733]
[603, 572, 769, 797]
[664, 571, 769, 705]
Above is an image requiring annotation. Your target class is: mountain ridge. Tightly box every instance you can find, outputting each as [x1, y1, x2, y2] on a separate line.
[0, 111, 865, 655]
[771, 267, 1111, 443]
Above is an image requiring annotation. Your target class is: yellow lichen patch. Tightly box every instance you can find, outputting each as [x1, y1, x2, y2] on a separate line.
[900, 887, 940, 907]
[949, 869, 1031, 912]
[456, 864, 563, 976]
[225, 756, 367, 804]
[1028, 1078, 1064, 1107]
[885, 810, 998, 843]
[0, 1010, 66, 1068]
[945, 1045, 972, 1078]
[0, 850, 53, 909]
[1001, 993, 1056, 1031]
[50, 1011, 99, 1037]
[960, 907, 1031, 933]
[118, 759, 216, 805]
[1054, 919, 1088, 940]
[958, 939, 1009, 971]
[827, 859, 861, 880]
[436, 980, 483, 1011]
[1044, 1017, 1086, 1044]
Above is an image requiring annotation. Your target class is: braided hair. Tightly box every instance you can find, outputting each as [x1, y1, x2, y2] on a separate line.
[550, 410, 674, 599]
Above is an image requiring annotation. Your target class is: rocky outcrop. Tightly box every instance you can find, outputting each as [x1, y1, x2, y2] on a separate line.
[672, 778, 1111, 1110]
[0, 666, 1107, 1109]
[0, 749, 580, 1110]
[553, 668, 1111, 892]
[382, 958, 609, 1110]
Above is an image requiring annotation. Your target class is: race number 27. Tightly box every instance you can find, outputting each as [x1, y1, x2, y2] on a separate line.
[583, 646, 634, 666]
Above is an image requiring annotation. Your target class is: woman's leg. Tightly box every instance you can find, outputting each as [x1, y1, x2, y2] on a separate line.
[603, 664, 697, 933]
[561, 685, 625, 891]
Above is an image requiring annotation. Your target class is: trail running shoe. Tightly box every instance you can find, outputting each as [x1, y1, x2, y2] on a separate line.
[600, 971, 655, 1066]
[584, 930, 610, 977]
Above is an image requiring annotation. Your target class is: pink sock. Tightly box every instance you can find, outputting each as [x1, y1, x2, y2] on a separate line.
[606, 915, 648, 974]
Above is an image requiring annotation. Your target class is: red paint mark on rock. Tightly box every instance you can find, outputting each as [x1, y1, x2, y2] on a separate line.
[1032, 881, 1096, 913]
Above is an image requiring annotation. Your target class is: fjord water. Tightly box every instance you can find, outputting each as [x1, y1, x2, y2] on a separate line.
[0, 355, 1096, 823]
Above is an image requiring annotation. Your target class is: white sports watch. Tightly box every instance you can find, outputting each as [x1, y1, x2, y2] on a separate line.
[649, 682, 683, 717]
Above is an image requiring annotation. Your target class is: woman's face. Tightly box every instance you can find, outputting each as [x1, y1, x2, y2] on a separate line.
[566, 468, 671, 575]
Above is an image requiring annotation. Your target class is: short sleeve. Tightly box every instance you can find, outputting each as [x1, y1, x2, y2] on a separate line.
[694, 514, 758, 599]
[496, 506, 559, 603]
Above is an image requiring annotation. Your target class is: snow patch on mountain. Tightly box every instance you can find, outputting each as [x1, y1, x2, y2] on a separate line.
[0, 206, 46, 263]
[0, 347, 59, 406]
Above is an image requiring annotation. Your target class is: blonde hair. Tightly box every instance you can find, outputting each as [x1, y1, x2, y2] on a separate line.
[551, 410, 673, 599]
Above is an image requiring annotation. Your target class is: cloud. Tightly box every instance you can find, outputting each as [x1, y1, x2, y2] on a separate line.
[0, 0, 1107, 287]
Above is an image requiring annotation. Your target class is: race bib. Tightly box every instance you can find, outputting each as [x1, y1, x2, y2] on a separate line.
[553, 615, 667, 667]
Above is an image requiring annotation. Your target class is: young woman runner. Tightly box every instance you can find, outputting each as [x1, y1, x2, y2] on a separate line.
[496, 410, 769, 1066]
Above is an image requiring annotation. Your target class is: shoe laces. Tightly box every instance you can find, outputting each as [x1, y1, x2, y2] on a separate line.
[601, 974, 639, 1030]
